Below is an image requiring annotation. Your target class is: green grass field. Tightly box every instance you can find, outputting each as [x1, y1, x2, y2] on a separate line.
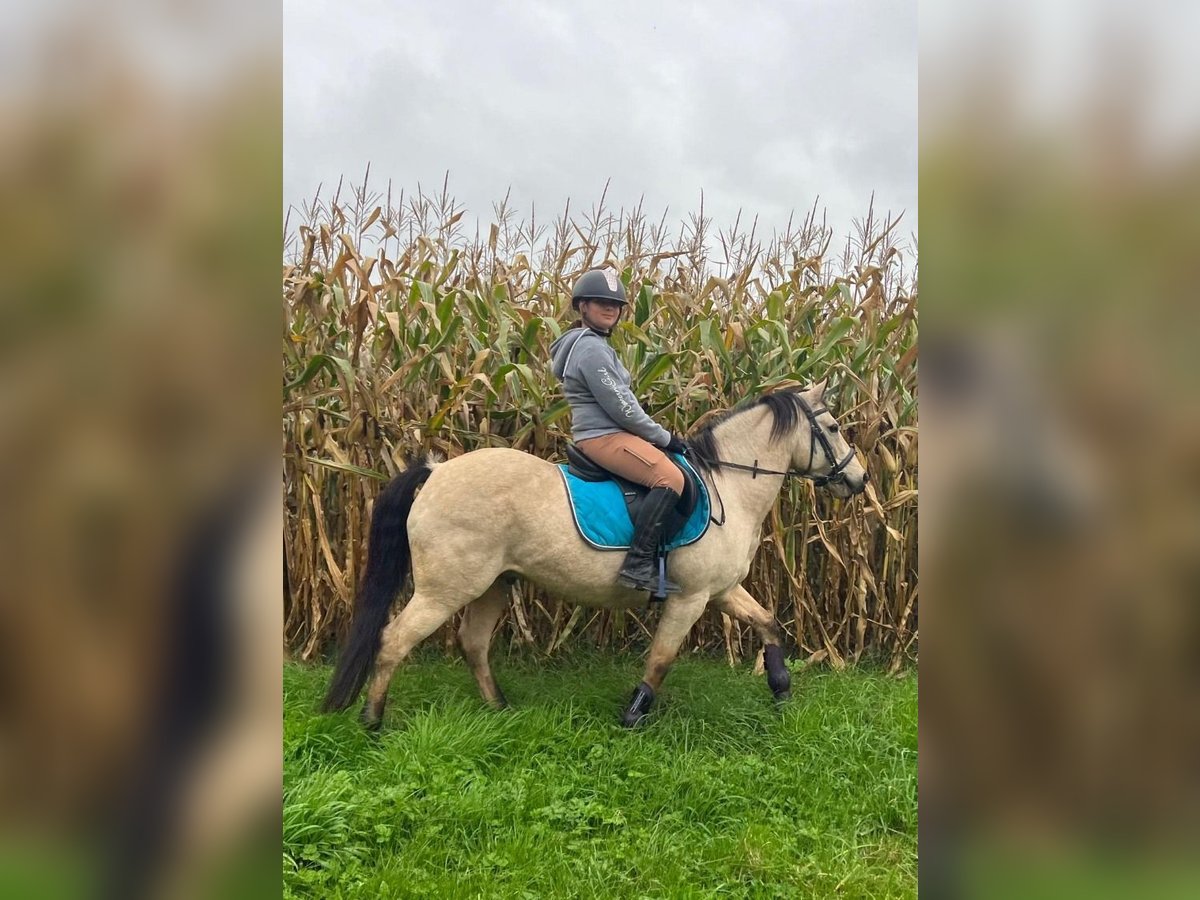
[284, 651, 917, 899]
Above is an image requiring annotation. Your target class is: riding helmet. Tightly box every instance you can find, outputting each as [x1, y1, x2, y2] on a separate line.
[571, 268, 628, 311]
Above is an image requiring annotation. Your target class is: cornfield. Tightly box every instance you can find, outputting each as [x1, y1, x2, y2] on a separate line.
[283, 173, 918, 670]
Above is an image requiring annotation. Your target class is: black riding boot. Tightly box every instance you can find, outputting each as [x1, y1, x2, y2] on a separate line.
[617, 487, 682, 594]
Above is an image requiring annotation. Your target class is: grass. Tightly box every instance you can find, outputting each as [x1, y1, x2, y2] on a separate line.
[284, 651, 917, 898]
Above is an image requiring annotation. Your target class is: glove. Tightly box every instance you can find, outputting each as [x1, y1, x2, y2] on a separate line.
[664, 433, 689, 456]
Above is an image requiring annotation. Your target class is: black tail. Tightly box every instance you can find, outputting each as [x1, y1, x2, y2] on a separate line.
[321, 459, 433, 712]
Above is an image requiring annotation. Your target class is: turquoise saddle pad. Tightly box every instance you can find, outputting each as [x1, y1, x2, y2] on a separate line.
[557, 453, 710, 551]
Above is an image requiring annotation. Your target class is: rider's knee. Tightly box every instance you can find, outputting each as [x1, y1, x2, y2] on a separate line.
[651, 467, 685, 495]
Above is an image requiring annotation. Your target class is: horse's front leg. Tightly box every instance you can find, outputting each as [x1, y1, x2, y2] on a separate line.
[712, 584, 792, 701]
[621, 593, 709, 728]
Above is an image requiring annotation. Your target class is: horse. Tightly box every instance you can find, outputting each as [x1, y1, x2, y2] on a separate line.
[321, 380, 868, 729]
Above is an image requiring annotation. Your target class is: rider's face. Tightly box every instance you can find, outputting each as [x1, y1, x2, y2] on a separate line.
[581, 299, 623, 329]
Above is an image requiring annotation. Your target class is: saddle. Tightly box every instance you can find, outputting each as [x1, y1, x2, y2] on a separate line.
[563, 442, 703, 543]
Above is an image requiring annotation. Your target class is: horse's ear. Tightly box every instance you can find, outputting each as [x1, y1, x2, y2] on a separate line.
[808, 378, 828, 400]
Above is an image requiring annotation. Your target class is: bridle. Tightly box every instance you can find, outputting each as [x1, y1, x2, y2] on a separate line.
[798, 397, 858, 487]
[689, 395, 858, 488]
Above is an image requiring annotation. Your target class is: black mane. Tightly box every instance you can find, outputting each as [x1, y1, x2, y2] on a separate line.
[686, 391, 806, 473]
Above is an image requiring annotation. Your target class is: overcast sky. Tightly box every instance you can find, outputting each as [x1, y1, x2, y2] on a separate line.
[285, 0, 916, 245]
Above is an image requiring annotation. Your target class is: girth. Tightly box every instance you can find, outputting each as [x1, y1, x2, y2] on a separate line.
[564, 443, 700, 541]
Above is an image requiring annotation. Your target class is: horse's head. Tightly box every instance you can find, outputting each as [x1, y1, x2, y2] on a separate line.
[690, 381, 869, 497]
[790, 380, 869, 498]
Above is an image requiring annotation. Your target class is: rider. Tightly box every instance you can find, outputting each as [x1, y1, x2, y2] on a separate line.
[549, 268, 689, 595]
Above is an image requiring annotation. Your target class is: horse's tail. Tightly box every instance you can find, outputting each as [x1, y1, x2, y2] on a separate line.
[321, 458, 434, 712]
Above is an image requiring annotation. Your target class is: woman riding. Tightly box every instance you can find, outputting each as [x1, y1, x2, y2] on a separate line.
[549, 268, 689, 595]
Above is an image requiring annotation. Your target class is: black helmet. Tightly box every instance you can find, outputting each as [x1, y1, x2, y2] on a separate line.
[571, 268, 628, 311]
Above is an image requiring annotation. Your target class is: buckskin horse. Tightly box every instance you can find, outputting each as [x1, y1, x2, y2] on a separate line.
[322, 380, 868, 728]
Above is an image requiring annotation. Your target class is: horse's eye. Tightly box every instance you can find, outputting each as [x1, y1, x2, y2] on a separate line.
[829, 423, 840, 433]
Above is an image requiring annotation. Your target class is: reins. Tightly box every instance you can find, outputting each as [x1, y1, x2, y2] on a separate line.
[687, 396, 858, 527]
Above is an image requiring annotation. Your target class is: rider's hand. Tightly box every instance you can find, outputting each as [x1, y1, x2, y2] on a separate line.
[664, 433, 689, 456]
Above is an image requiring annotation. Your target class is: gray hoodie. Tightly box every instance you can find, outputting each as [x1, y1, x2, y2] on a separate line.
[549, 328, 671, 446]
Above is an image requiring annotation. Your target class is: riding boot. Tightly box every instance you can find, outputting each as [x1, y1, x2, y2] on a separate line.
[617, 487, 682, 594]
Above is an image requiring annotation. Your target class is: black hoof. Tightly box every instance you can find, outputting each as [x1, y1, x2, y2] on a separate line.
[359, 704, 382, 732]
[764, 645, 791, 698]
[621, 709, 647, 728]
[773, 689, 792, 703]
[619, 682, 655, 728]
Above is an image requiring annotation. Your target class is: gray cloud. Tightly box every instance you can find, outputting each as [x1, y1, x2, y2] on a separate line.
[285, 0, 916, 242]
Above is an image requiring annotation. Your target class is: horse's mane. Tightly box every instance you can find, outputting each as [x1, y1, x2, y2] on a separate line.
[687, 391, 806, 473]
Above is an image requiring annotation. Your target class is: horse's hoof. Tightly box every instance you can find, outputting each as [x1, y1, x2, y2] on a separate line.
[764, 645, 791, 697]
[619, 682, 655, 728]
[359, 704, 383, 733]
[773, 689, 792, 704]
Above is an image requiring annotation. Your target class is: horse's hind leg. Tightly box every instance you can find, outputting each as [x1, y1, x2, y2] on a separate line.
[360, 593, 460, 729]
[713, 585, 791, 700]
[458, 582, 511, 710]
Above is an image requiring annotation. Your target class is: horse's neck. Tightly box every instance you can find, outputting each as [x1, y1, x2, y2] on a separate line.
[708, 407, 800, 530]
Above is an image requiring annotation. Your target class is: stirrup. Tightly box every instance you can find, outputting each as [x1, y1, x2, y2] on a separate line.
[619, 553, 679, 598]
[649, 555, 673, 603]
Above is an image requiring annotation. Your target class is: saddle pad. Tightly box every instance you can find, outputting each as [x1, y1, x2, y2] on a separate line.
[557, 454, 710, 551]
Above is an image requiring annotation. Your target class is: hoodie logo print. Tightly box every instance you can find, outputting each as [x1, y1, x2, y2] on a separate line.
[597, 367, 634, 418]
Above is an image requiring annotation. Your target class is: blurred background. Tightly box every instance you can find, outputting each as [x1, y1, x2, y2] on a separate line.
[1, 1, 280, 898]
[921, 0, 1200, 896]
